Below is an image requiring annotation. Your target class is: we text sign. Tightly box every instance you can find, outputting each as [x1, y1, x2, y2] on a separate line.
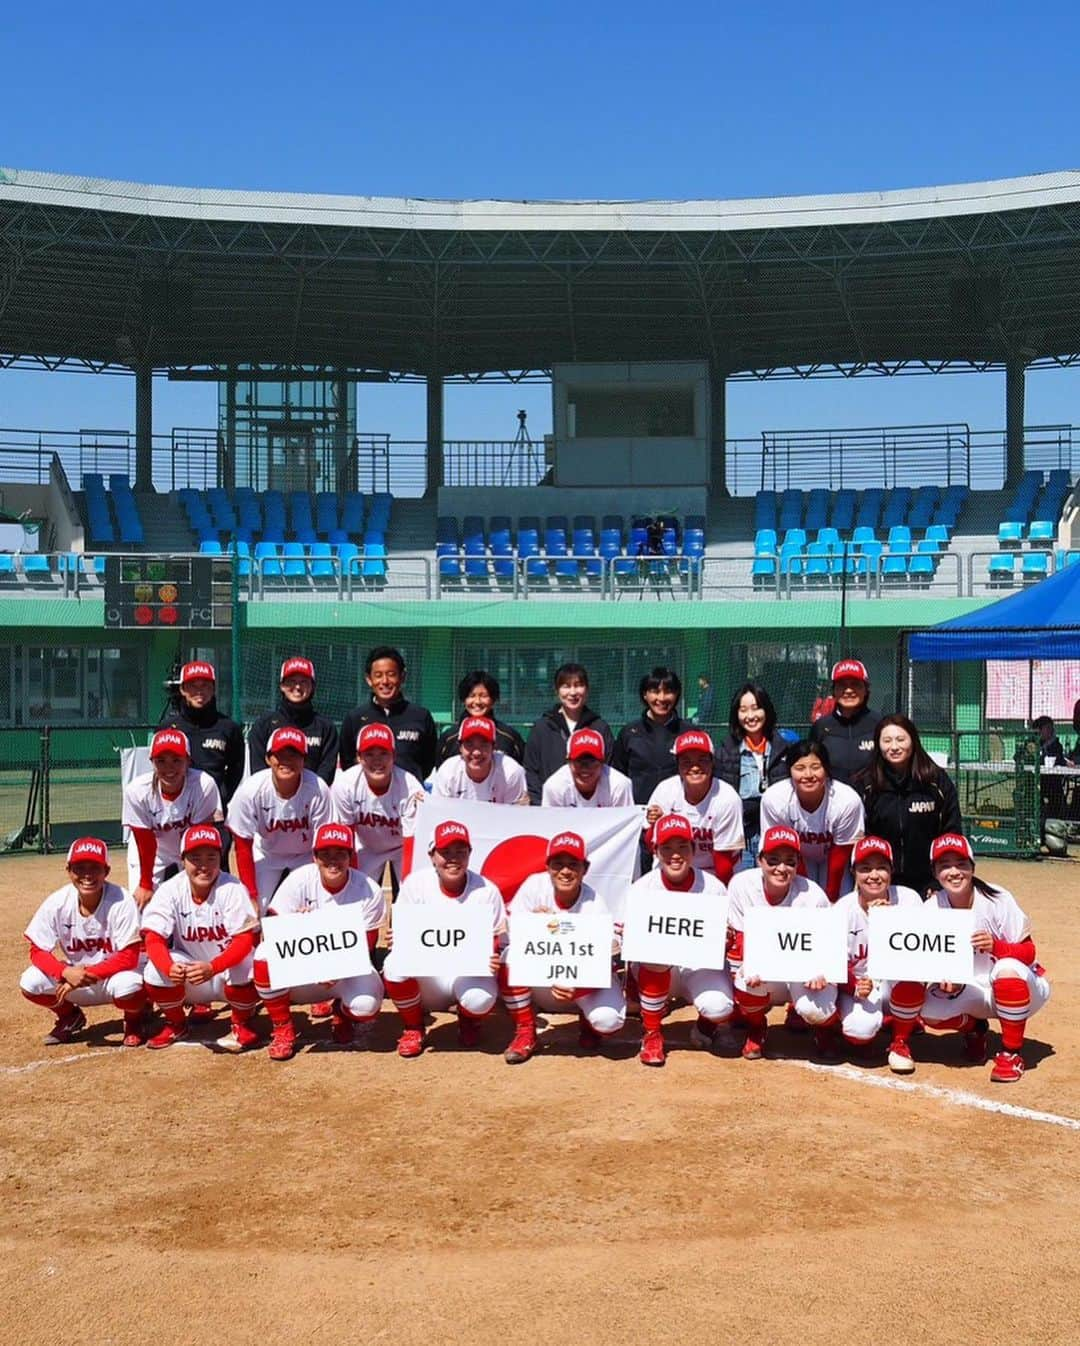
[621, 891, 729, 970]
[866, 906, 975, 983]
[261, 905, 373, 990]
[391, 903, 494, 979]
[507, 911, 613, 988]
[742, 907, 846, 984]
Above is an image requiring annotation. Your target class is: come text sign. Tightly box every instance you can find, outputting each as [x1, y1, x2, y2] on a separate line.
[391, 903, 494, 979]
[742, 907, 847, 984]
[621, 890, 729, 970]
[261, 905, 373, 990]
[507, 911, 613, 988]
[867, 906, 975, 983]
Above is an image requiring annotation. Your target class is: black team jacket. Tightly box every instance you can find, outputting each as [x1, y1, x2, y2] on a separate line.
[248, 697, 339, 785]
[159, 698, 245, 807]
[809, 704, 883, 785]
[340, 695, 438, 780]
[523, 705, 614, 804]
[610, 711, 695, 804]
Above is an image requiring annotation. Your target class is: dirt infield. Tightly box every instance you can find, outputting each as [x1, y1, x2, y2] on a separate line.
[3, 853, 1078, 1346]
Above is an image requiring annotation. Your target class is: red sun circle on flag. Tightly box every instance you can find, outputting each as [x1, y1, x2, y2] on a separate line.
[480, 835, 549, 904]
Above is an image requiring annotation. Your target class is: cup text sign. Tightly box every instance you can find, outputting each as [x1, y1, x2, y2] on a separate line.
[391, 903, 495, 978]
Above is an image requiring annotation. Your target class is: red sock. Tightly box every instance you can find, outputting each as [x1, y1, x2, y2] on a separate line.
[263, 994, 293, 1029]
[385, 977, 424, 1030]
[888, 982, 925, 1041]
[21, 989, 61, 1012]
[733, 986, 770, 1029]
[636, 966, 671, 1033]
[993, 976, 1030, 1051]
[147, 982, 187, 1026]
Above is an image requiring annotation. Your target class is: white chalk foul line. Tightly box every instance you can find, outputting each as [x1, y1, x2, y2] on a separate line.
[782, 1058, 1080, 1132]
[1, 1050, 111, 1076]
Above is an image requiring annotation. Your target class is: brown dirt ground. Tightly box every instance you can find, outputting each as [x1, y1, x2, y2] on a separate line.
[2, 853, 1078, 1346]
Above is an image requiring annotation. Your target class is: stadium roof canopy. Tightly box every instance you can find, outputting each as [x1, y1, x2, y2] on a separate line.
[3, 167, 1080, 381]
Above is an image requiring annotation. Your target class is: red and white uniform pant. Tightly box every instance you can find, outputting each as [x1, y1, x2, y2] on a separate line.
[20, 965, 144, 1007]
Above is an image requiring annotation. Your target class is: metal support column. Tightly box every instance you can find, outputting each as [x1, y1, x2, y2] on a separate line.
[426, 371, 444, 497]
[223, 367, 237, 489]
[334, 368, 350, 494]
[134, 362, 154, 491]
[1005, 357, 1026, 488]
[709, 363, 727, 496]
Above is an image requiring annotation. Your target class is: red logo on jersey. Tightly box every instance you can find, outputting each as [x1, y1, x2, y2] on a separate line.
[356, 811, 399, 830]
[266, 814, 310, 834]
[184, 923, 229, 942]
[799, 829, 834, 846]
[68, 936, 114, 954]
[159, 813, 195, 834]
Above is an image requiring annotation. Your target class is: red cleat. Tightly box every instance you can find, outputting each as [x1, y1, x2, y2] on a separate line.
[121, 1014, 147, 1048]
[43, 1005, 87, 1046]
[397, 1027, 425, 1058]
[268, 1025, 297, 1061]
[887, 1039, 915, 1074]
[188, 1003, 215, 1022]
[990, 1051, 1025, 1083]
[742, 1025, 767, 1060]
[218, 1019, 259, 1053]
[309, 1000, 334, 1019]
[457, 1015, 482, 1049]
[148, 1021, 189, 1050]
[503, 1025, 537, 1065]
[639, 1028, 666, 1067]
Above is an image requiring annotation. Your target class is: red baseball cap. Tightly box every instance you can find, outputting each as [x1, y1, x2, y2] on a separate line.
[280, 657, 315, 683]
[675, 730, 714, 757]
[653, 813, 694, 847]
[313, 822, 355, 854]
[853, 835, 894, 866]
[567, 728, 605, 761]
[429, 820, 471, 853]
[268, 726, 308, 756]
[180, 661, 215, 684]
[150, 728, 190, 760]
[831, 658, 869, 684]
[357, 723, 396, 755]
[930, 833, 974, 865]
[67, 837, 109, 868]
[181, 824, 223, 853]
[546, 831, 586, 863]
[760, 825, 801, 855]
[460, 716, 496, 744]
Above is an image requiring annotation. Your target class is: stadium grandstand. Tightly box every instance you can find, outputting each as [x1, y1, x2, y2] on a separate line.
[0, 167, 1077, 853]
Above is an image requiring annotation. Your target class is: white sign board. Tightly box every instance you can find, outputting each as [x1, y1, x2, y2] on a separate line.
[390, 903, 494, 979]
[621, 890, 729, 970]
[507, 911, 613, 988]
[866, 906, 975, 983]
[742, 907, 847, 984]
[261, 904, 373, 989]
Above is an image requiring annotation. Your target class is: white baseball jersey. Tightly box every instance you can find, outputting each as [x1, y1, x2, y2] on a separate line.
[541, 763, 634, 808]
[626, 864, 726, 904]
[227, 768, 335, 862]
[122, 769, 221, 869]
[141, 871, 256, 961]
[25, 882, 140, 965]
[647, 777, 744, 868]
[332, 764, 425, 859]
[759, 779, 864, 870]
[726, 869, 830, 927]
[269, 862, 386, 931]
[927, 884, 1033, 980]
[433, 753, 528, 804]
[510, 872, 611, 918]
[834, 884, 923, 976]
[396, 867, 506, 938]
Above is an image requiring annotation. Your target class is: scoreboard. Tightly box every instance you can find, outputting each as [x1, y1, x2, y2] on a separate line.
[104, 556, 233, 629]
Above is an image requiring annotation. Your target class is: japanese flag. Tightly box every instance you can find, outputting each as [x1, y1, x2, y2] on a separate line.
[407, 797, 644, 918]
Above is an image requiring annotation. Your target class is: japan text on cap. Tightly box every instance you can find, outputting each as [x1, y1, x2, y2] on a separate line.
[268, 726, 308, 756]
[314, 822, 356, 853]
[429, 820, 471, 852]
[460, 716, 496, 744]
[567, 728, 605, 760]
[67, 837, 109, 867]
[653, 813, 694, 846]
[853, 835, 894, 866]
[181, 824, 223, 853]
[280, 657, 315, 682]
[831, 658, 869, 684]
[357, 723, 396, 754]
[674, 730, 714, 757]
[546, 831, 586, 862]
[760, 825, 801, 855]
[150, 728, 190, 759]
[180, 661, 215, 684]
[930, 833, 974, 864]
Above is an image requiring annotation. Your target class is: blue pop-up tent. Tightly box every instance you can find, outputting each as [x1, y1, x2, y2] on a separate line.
[909, 563, 1080, 662]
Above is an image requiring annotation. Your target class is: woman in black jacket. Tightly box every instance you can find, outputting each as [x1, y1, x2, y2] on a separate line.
[857, 713, 962, 897]
[611, 666, 694, 803]
[714, 681, 790, 866]
[436, 669, 526, 766]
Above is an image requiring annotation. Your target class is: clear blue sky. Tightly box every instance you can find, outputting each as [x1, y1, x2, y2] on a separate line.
[3, 3, 1080, 445]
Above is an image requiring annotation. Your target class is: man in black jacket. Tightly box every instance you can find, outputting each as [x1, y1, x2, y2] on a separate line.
[340, 646, 438, 782]
[159, 660, 245, 808]
[248, 657, 339, 785]
[809, 658, 882, 785]
[524, 662, 613, 804]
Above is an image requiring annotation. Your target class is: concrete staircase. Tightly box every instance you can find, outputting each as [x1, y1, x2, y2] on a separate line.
[135, 491, 197, 552]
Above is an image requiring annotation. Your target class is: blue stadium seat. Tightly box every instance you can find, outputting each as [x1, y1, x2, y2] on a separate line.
[779, 543, 803, 578]
[254, 542, 282, 579]
[805, 489, 830, 532]
[853, 540, 883, 574]
[310, 542, 336, 583]
[1021, 552, 1049, 582]
[336, 542, 361, 577]
[601, 514, 624, 535]
[546, 515, 569, 536]
[518, 529, 540, 558]
[315, 493, 338, 534]
[781, 528, 807, 550]
[804, 542, 830, 583]
[1028, 520, 1055, 547]
[282, 541, 308, 582]
[1059, 550, 1080, 569]
[925, 524, 950, 544]
[880, 554, 908, 583]
[916, 537, 941, 556]
[987, 554, 1015, 587]
[908, 554, 935, 585]
[751, 556, 777, 588]
[882, 487, 912, 529]
[851, 525, 877, 549]
[754, 529, 777, 555]
[341, 493, 365, 534]
[754, 492, 777, 533]
[815, 527, 841, 553]
[887, 525, 912, 550]
[997, 521, 1023, 549]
